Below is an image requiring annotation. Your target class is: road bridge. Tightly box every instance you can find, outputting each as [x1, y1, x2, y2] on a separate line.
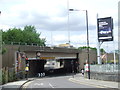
[19, 46, 80, 77]
[2, 45, 97, 77]
[2, 45, 80, 77]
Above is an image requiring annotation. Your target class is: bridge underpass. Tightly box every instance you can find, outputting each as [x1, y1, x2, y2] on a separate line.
[27, 57, 79, 77]
[19, 46, 80, 77]
[27, 59, 46, 77]
[2, 45, 97, 79]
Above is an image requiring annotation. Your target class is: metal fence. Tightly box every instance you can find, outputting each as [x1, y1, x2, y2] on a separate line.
[3, 42, 57, 47]
[3, 42, 39, 46]
[90, 64, 119, 73]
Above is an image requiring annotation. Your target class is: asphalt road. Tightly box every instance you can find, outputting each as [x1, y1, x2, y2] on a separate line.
[23, 74, 99, 89]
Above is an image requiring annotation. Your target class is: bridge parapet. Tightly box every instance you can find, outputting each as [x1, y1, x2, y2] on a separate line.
[19, 45, 80, 53]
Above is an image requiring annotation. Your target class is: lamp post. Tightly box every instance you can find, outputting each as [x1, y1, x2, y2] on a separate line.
[69, 9, 90, 79]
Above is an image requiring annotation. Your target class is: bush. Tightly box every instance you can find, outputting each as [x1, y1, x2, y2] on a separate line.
[2, 67, 8, 84]
[1, 67, 25, 84]
[8, 68, 16, 82]
[16, 71, 25, 80]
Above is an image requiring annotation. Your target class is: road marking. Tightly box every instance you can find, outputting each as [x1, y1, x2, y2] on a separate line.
[68, 78, 107, 88]
[37, 75, 71, 80]
[49, 83, 54, 88]
[34, 83, 44, 86]
[40, 83, 44, 85]
[22, 81, 34, 89]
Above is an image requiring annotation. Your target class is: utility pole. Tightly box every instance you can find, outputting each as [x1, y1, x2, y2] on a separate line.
[67, 0, 70, 44]
[97, 14, 102, 64]
[69, 9, 90, 79]
[85, 10, 90, 79]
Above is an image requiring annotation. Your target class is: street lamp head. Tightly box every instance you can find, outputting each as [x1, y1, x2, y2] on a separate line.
[69, 9, 87, 12]
[69, 9, 74, 11]
[69, 9, 80, 11]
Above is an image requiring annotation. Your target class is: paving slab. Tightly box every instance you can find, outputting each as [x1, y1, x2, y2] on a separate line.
[69, 73, 119, 89]
[0, 78, 34, 90]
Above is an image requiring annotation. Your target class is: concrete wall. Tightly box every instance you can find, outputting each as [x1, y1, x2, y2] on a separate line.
[85, 71, 120, 82]
[2, 45, 20, 68]
[106, 53, 119, 61]
[2, 45, 119, 69]
[78, 49, 97, 69]
[25, 52, 77, 58]
[2, 45, 98, 71]
[2, 45, 79, 68]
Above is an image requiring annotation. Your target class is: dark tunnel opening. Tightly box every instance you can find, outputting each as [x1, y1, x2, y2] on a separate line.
[27, 58, 79, 78]
[28, 60, 46, 77]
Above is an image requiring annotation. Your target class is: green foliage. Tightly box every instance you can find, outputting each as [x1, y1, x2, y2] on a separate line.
[78, 46, 97, 51]
[1, 67, 25, 84]
[2, 47, 7, 54]
[2, 28, 22, 44]
[0, 30, 2, 55]
[8, 68, 16, 82]
[78, 46, 105, 53]
[105, 60, 119, 64]
[2, 67, 8, 84]
[2, 25, 46, 46]
[100, 48, 106, 54]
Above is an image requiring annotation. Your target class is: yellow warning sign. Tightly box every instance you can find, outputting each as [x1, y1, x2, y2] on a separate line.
[40, 57, 55, 60]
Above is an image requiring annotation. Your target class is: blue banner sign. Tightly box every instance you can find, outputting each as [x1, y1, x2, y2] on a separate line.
[97, 17, 113, 41]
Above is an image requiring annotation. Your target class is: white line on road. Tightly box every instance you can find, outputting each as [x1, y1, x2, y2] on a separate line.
[34, 83, 44, 86]
[49, 83, 54, 88]
[40, 83, 44, 85]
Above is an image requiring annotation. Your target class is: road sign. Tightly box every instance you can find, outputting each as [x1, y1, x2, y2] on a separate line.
[36, 51, 41, 57]
[40, 57, 55, 60]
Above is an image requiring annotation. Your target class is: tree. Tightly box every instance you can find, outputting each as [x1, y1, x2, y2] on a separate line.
[2, 25, 46, 46]
[2, 28, 23, 44]
[0, 30, 2, 54]
[78, 46, 105, 53]
[78, 46, 97, 51]
[22, 25, 46, 46]
[100, 48, 106, 54]
[0, 30, 7, 54]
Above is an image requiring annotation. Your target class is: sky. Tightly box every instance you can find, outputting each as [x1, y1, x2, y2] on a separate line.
[0, 0, 119, 52]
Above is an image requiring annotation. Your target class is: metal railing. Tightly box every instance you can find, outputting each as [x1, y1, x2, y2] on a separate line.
[2, 42, 43, 46]
[89, 64, 119, 73]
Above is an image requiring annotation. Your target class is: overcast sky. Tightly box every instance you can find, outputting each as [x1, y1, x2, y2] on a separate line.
[0, 0, 119, 52]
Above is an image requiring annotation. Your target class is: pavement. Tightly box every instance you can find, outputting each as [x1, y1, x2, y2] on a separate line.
[0, 78, 34, 90]
[69, 73, 119, 89]
[0, 73, 119, 89]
